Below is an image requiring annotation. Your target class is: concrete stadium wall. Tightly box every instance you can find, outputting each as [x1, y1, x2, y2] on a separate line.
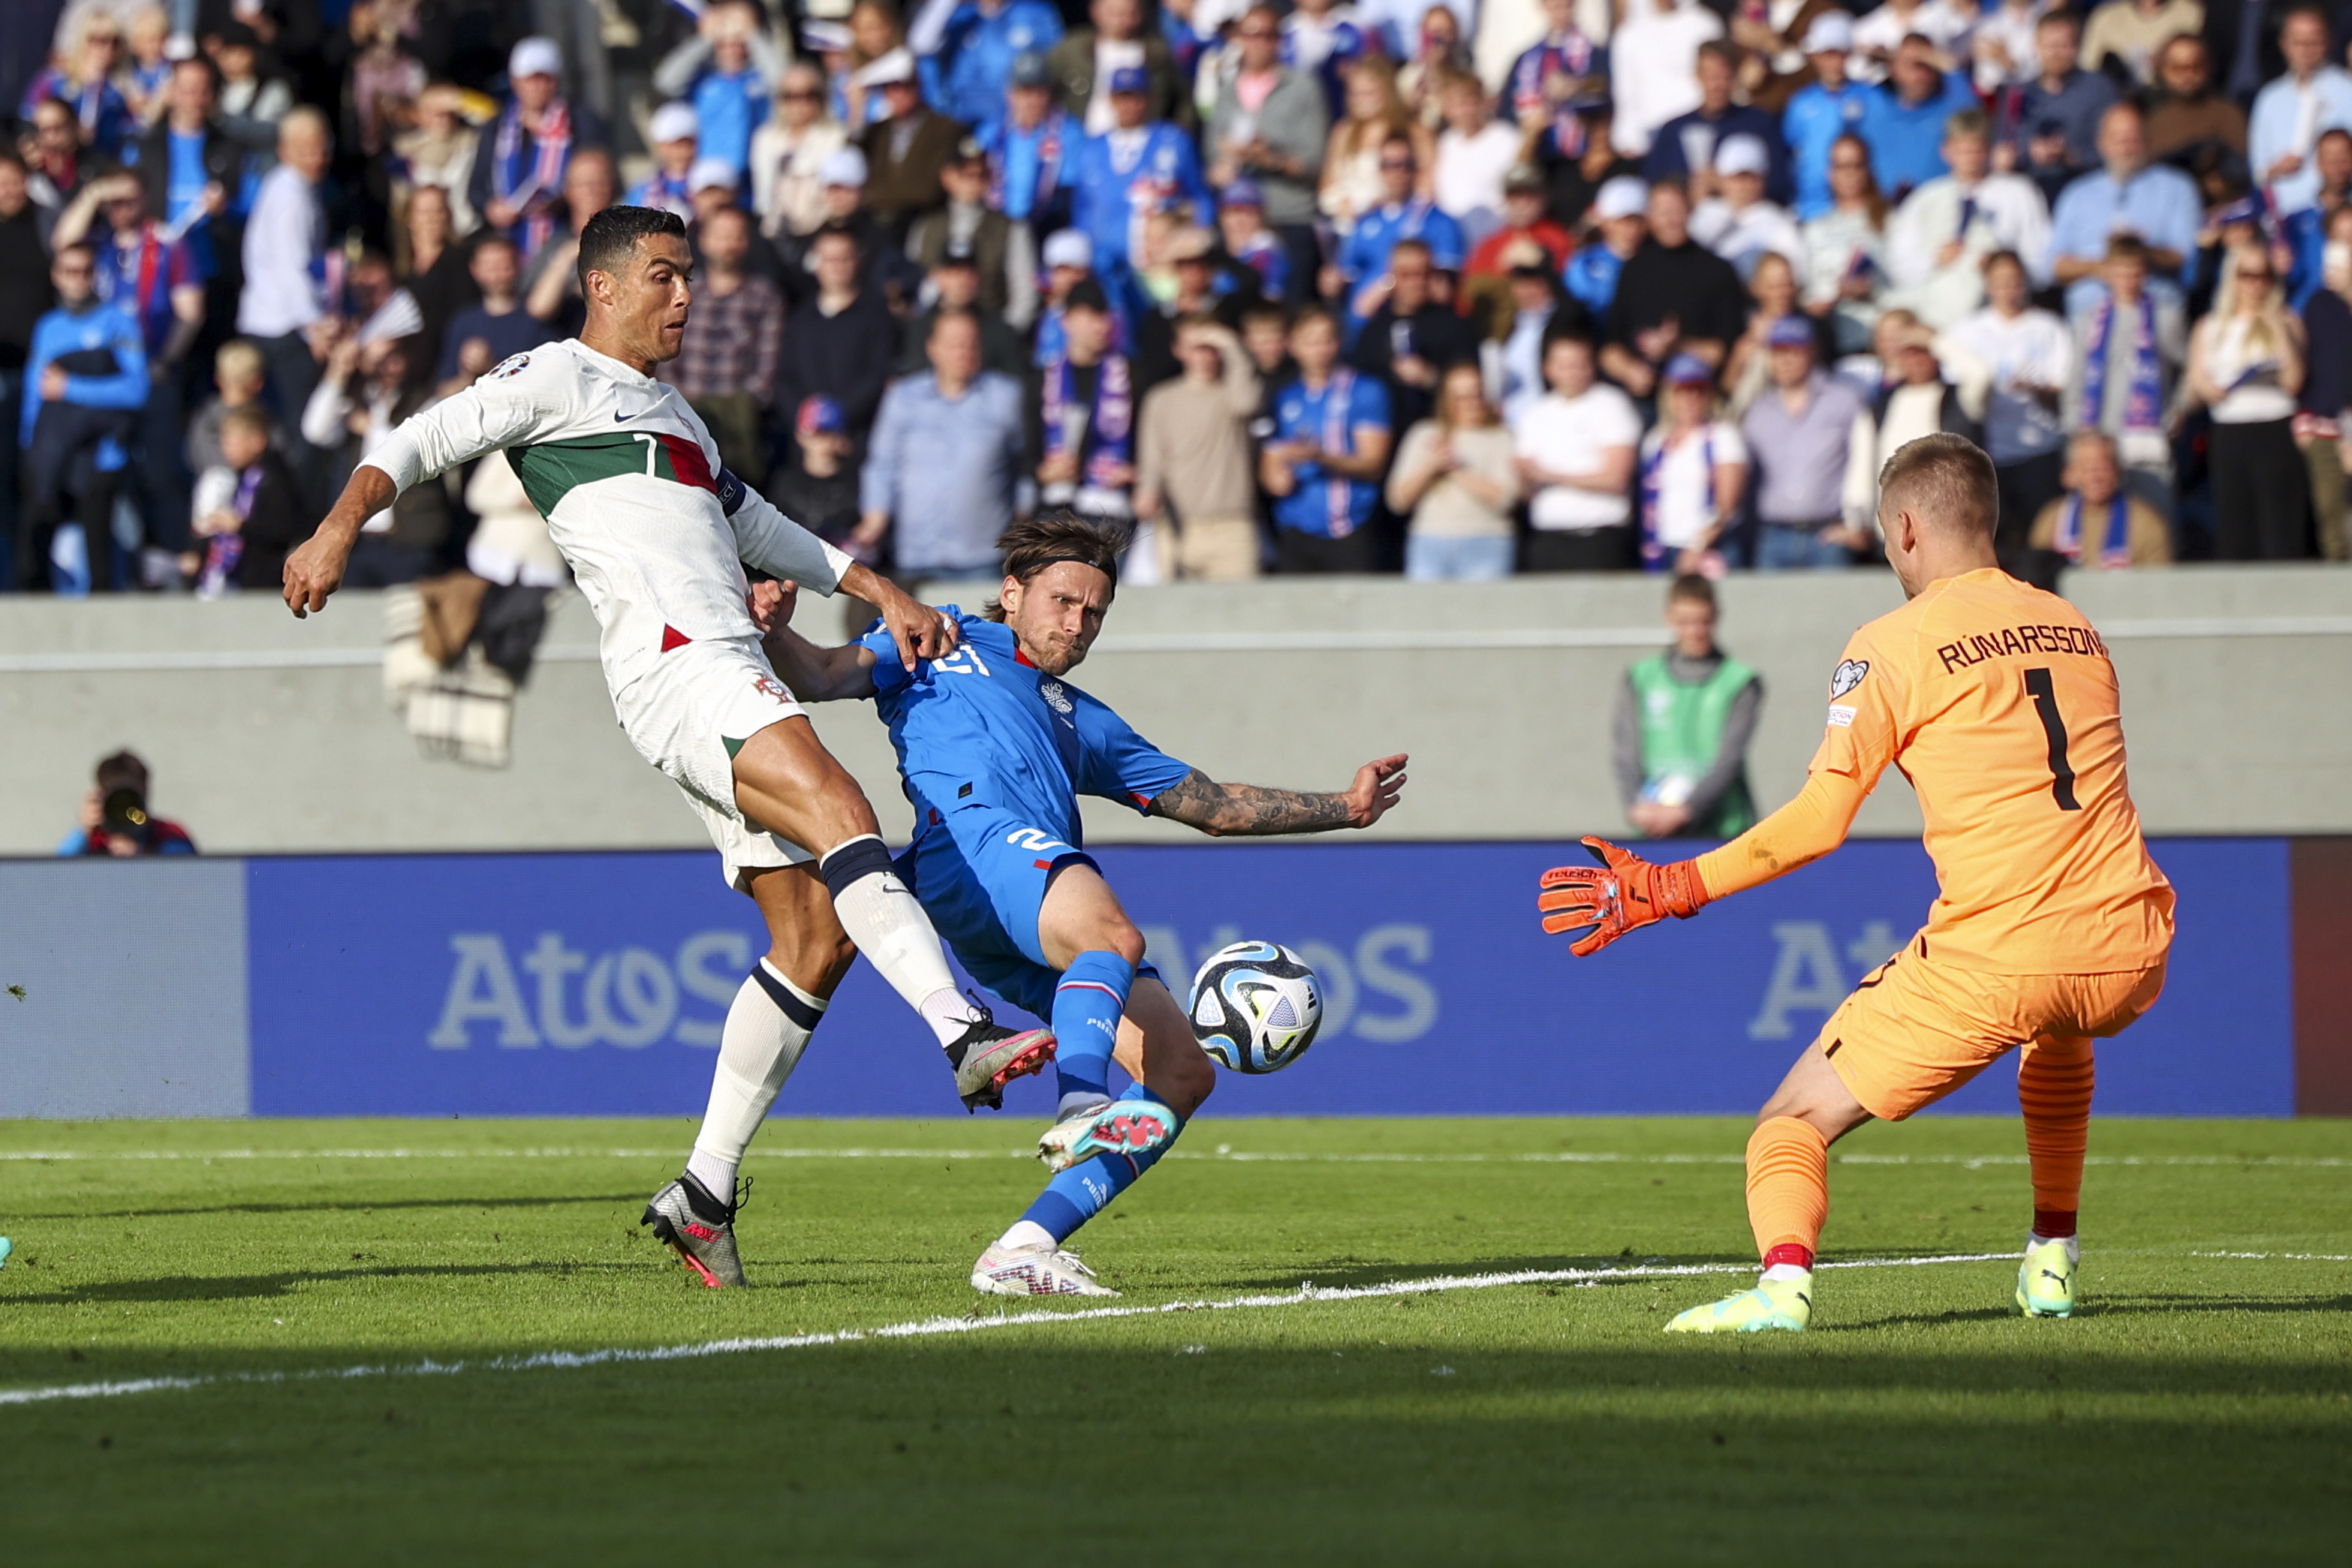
[0, 564, 2347, 856]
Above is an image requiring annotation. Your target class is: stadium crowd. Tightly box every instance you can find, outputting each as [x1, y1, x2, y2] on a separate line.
[6, 0, 2351, 594]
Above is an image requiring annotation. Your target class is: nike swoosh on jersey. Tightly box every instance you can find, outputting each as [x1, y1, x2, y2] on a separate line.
[613, 408, 637, 422]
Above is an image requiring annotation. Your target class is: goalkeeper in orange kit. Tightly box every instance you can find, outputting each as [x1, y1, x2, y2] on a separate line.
[1539, 434, 2175, 1332]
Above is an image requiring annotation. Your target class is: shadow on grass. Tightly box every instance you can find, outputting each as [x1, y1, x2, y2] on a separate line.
[4, 1340, 2347, 1566]
[1836, 1293, 2352, 1332]
[0, 1260, 647, 1308]
[8, 1193, 650, 1223]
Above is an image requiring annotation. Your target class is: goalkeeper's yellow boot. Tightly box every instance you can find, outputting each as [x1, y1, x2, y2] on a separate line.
[1664, 1271, 1811, 1334]
[2017, 1237, 2078, 1317]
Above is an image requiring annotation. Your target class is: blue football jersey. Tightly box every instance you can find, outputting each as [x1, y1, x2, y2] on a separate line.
[860, 612, 1194, 850]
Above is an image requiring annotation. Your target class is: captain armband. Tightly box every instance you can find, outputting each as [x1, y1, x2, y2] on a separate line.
[716, 466, 751, 517]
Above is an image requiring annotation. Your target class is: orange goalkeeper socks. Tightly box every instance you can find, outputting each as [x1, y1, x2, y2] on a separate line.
[1746, 1115, 1830, 1269]
[2019, 1035, 2095, 1238]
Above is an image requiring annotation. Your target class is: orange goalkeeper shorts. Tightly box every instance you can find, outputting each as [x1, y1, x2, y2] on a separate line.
[1813, 940, 2169, 1122]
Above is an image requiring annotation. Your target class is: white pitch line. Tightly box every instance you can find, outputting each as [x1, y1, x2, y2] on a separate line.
[0, 1251, 2016, 1410]
[2189, 1250, 2352, 1262]
[1, 1147, 2346, 1169]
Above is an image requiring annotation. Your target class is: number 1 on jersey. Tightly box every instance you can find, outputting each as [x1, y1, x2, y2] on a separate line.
[2023, 667, 2081, 811]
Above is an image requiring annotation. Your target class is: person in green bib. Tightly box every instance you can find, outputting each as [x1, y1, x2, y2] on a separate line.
[1612, 573, 1763, 839]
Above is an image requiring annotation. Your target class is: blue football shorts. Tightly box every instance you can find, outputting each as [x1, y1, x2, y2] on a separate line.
[899, 802, 1158, 1020]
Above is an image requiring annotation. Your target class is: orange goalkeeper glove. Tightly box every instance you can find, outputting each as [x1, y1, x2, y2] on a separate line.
[1537, 838, 1711, 956]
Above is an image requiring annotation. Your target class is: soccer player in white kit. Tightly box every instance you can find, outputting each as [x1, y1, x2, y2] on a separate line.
[282, 206, 1053, 1287]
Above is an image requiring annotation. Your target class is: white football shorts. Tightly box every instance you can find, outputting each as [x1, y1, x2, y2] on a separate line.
[610, 631, 816, 889]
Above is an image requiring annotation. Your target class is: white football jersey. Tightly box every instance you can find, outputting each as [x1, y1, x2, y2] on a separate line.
[366, 339, 850, 664]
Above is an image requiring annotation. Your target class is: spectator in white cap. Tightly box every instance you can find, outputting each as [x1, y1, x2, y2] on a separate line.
[1782, 11, 1872, 221]
[653, 0, 785, 182]
[1690, 132, 1806, 283]
[857, 47, 962, 237]
[782, 144, 900, 304]
[750, 61, 851, 241]
[691, 158, 742, 203]
[1035, 228, 1131, 368]
[1563, 175, 1649, 317]
[628, 102, 703, 221]
[471, 36, 610, 258]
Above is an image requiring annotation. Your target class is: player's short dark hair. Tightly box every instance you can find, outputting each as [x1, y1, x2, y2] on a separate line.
[1667, 573, 1716, 610]
[984, 510, 1131, 620]
[576, 204, 686, 292]
[95, 749, 149, 796]
[1878, 432, 1998, 540]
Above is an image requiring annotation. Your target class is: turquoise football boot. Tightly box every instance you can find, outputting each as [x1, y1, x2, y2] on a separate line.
[1664, 1272, 1812, 1333]
[2017, 1238, 2077, 1317]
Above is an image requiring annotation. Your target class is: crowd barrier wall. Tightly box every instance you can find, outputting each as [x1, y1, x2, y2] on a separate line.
[3, 838, 2342, 1121]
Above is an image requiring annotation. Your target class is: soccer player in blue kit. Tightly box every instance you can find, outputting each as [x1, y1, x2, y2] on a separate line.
[759, 511, 1408, 1296]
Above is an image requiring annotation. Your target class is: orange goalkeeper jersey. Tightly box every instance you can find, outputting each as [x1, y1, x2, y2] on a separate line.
[1808, 567, 2173, 974]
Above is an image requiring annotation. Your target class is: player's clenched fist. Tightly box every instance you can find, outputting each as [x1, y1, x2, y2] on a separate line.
[1537, 838, 1711, 956]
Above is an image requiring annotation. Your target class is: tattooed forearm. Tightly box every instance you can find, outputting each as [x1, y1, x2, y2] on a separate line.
[1149, 770, 1357, 836]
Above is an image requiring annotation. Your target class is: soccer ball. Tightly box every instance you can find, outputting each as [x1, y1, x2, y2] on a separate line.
[1187, 940, 1322, 1073]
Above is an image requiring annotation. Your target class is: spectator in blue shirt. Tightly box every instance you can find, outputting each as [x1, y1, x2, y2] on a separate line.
[859, 308, 1030, 576]
[1998, 9, 2121, 202]
[1260, 306, 1393, 573]
[1562, 176, 1649, 316]
[20, 243, 147, 593]
[1069, 66, 1210, 269]
[652, 3, 779, 180]
[2248, 5, 2352, 216]
[18, 14, 139, 166]
[931, 0, 1065, 128]
[1783, 11, 1872, 220]
[55, 172, 208, 566]
[2046, 101, 2207, 317]
[1858, 35, 1980, 203]
[978, 52, 1077, 227]
[1330, 132, 1467, 321]
[1646, 41, 1792, 207]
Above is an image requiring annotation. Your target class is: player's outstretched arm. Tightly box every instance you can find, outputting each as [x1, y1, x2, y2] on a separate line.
[282, 465, 396, 617]
[285, 372, 541, 617]
[1148, 754, 1407, 837]
[1537, 769, 1869, 957]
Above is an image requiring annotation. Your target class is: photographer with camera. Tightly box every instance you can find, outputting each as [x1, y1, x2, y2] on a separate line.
[57, 751, 197, 858]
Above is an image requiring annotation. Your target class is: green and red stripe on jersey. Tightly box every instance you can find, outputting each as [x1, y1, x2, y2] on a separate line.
[507, 430, 719, 517]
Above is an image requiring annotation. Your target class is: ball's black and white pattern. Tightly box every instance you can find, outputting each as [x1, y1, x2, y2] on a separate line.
[1187, 940, 1322, 1073]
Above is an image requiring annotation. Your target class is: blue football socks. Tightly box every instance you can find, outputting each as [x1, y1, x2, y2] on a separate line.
[1019, 1084, 1183, 1243]
[1051, 950, 1134, 1107]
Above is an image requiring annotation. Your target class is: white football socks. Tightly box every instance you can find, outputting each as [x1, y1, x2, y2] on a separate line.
[1760, 1263, 1812, 1284]
[820, 835, 983, 1047]
[997, 1220, 1056, 1253]
[685, 959, 825, 1201]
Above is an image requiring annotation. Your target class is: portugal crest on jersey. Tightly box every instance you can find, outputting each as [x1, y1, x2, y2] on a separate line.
[1830, 659, 1870, 698]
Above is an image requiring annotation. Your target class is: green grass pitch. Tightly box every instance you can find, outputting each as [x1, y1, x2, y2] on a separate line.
[2, 1115, 2347, 1565]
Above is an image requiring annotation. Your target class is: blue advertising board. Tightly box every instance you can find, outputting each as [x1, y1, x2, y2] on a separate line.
[243, 838, 2287, 1119]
